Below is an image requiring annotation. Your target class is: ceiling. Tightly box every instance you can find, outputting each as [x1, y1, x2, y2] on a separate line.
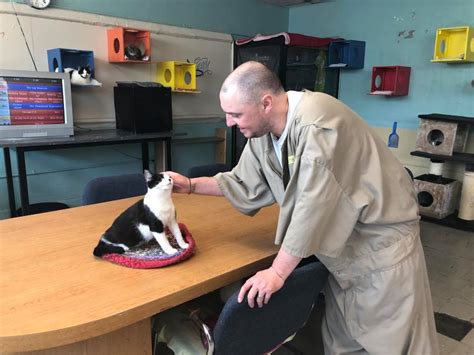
[262, 0, 321, 7]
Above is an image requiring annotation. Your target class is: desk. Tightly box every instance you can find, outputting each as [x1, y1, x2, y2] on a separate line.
[0, 129, 172, 217]
[0, 194, 279, 354]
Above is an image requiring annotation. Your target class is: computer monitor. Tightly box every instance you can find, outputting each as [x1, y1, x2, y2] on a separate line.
[0, 69, 74, 139]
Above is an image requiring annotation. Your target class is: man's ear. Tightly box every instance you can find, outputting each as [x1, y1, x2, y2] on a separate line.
[262, 94, 273, 113]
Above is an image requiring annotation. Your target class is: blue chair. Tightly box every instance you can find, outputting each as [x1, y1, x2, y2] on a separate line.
[82, 173, 147, 205]
[212, 260, 328, 355]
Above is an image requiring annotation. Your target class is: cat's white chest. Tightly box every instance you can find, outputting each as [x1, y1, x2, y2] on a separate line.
[144, 195, 175, 225]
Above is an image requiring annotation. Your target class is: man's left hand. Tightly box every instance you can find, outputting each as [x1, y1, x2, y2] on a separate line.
[237, 267, 284, 308]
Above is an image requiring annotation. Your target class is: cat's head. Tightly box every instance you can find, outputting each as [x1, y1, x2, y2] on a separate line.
[144, 170, 173, 192]
[77, 66, 91, 79]
[124, 45, 143, 60]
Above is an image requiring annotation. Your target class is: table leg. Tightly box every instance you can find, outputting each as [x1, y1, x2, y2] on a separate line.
[3, 148, 17, 217]
[16, 148, 30, 216]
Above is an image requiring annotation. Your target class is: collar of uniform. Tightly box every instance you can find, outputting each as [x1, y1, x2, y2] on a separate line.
[271, 91, 304, 166]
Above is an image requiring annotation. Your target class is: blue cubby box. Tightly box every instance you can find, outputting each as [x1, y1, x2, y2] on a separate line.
[47, 48, 96, 77]
[328, 40, 365, 69]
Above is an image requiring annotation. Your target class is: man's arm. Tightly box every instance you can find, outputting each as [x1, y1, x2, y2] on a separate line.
[237, 247, 302, 308]
[165, 171, 223, 196]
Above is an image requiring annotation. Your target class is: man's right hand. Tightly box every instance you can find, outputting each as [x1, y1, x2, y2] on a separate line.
[164, 171, 224, 196]
[165, 171, 191, 194]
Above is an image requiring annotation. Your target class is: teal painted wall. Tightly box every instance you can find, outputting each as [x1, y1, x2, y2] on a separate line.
[289, 0, 474, 130]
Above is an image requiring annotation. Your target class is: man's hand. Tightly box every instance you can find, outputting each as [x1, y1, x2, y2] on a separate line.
[237, 267, 284, 308]
[164, 171, 191, 194]
[164, 171, 224, 196]
[238, 248, 302, 308]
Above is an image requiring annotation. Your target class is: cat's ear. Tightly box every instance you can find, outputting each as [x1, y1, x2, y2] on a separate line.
[144, 169, 152, 181]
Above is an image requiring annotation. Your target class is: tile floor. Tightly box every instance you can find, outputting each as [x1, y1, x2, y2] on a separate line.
[421, 221, 473, 355]
[276, 220, 473, 355]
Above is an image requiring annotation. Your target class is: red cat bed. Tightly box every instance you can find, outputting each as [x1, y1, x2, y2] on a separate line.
[101, 223, 195, 269]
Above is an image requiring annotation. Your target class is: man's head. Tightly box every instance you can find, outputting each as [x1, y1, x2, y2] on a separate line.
[220, 61, 286, 138]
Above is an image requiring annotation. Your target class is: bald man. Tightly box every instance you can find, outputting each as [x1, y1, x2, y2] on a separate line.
[167, 61, 439, 354]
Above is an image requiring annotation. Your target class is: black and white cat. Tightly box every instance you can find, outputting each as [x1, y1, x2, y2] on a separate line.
[61, 66, 102, 86]
[93, 170, 189, 257]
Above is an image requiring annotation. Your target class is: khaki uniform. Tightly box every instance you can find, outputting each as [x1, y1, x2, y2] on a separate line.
[215, 91, 439, 354]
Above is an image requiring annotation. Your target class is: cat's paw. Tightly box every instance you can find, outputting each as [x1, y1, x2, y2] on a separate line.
[163, 247, 178, 255]
[178, 242, 189, 249]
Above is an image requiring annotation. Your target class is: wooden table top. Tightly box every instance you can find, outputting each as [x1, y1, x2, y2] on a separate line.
[0, 194, 279, 352]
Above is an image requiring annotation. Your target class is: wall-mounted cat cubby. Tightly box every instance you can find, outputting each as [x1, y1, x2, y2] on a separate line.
[47, 48, 95, 77]
[328, 40, 365, 69]
[107, 27, 151, 63]
[431, 26, 474, 63]
[369, 66, 411, 96]
[156, 61, 198, 92]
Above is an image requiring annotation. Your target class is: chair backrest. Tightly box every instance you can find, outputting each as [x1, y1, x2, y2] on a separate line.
[213, 261, 329, 355]
[82, 173, 147, 205]
[187, 163, 231, 178]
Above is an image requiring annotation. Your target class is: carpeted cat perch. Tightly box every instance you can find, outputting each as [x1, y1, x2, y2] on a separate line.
[100, 223, 195, 269]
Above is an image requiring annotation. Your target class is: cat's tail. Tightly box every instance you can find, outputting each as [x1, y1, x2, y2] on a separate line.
[93, 237, 127, 257]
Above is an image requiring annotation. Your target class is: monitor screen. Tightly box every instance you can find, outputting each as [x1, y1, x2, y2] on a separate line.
[0, 69, 73, 139]
[0, 76, 65, 126]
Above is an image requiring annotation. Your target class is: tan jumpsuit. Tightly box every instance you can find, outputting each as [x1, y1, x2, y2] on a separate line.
[215, 91, 439, 354]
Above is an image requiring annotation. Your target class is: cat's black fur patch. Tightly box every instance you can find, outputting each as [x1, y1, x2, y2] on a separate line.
[146, 172, 163, 189]
[93, 198, 164, 257]
[92, 241, 124, 256]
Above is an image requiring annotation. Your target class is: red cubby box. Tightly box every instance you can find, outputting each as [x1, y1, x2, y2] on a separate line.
[107, 27, 151, 63]
[369, 66, 411, 96]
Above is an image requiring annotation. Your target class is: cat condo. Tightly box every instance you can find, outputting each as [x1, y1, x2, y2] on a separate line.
[47, 48, 102, 86]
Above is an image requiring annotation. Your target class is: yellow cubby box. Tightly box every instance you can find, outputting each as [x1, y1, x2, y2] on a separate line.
[432, 26, 474, 63]
[156, 61, 197, 92]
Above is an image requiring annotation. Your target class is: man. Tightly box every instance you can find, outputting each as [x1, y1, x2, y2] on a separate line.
[167, 61, 439, 354]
